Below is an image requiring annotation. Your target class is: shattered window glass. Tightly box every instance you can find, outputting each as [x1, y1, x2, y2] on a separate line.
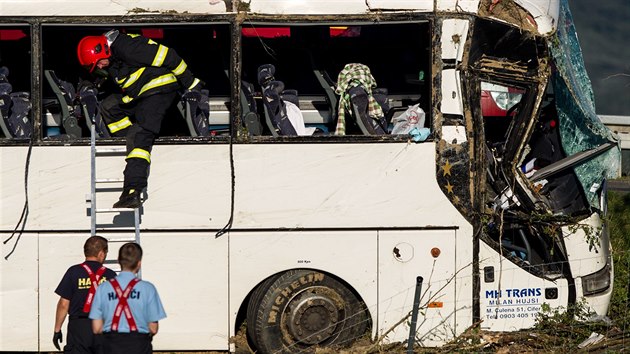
[548, 0, 621, 208]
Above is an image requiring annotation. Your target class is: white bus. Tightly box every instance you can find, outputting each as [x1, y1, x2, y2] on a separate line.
[0, 0, 620, 352]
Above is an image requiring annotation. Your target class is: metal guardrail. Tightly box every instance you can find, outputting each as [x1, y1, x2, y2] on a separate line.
[600, 115, 630, 176]
[600, 115, 630, 150]
[609, 179, 630, 193]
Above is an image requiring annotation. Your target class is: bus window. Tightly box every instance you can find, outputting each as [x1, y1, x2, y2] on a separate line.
[241, 22, 430, 137]
[41, 24, 231, 140]
[0, 26, 32, 140]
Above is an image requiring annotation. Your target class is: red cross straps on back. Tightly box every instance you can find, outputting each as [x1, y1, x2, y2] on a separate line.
[109, 278, 141, 332]
[81, 263, 107, 313]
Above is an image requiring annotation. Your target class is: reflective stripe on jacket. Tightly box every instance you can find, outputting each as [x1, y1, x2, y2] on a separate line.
[108, 32, 196, 103]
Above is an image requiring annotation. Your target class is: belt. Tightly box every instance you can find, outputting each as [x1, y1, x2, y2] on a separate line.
[69, 315, 89, 320]
[103, 331, 151, 338]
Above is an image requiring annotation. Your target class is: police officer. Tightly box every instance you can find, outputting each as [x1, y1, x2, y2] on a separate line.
[76, 30, 204, 208]
[53, 236, 117, 353]
[89, 242, 166, 354]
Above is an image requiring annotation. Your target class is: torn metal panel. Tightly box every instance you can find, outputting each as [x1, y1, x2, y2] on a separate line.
[477, 0, 542, 35]
[434, 15, 475, 222]
[0, 0, 227, 16]
[441, 69, 464, 115]
[436, 138, 474, 219]
[441, 19, 470, 62]
[513, 0, 559, 35]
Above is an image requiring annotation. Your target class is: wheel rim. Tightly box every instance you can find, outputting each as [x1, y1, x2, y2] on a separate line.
[285, 290, 341, 345]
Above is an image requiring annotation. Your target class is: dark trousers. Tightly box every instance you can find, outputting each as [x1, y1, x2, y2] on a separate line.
[65, 318, 94, 354]
[102, 332, 152, 354]
[100, 91, 179, 191]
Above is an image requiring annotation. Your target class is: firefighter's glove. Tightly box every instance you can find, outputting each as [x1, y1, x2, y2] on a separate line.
[77, 80, 98, 97]
[53, 331, 63, 350]
[186, 78, 205, 93]
[77, 80, 95, 91]
[182, 89, 201, 103]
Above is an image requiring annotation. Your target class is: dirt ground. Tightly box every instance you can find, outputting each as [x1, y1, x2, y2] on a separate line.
[157, 325, 629, 353]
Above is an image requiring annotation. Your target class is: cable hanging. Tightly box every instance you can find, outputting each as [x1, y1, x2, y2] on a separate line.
[4, 137, 33, 260]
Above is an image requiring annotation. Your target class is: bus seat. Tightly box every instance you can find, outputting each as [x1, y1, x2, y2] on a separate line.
[335, 63, 402, 135]
[312, 68, 338, 122]
[257, 64, 298, 136]
[179, 89, 211, 137]
[77, 83, 109, 138]
[341, 76, 406, 135]
[222, 68, 261, 136]
[6, 92, 32, 138]
[44, 70, 82, 138]
[0, 84, 13, 138]
[241, 80, 263, 136]
[348, 86, 388, 135]
[262, 81, 298, 137]
[0, 67, 32, 139]
[306, 50, 338, 124]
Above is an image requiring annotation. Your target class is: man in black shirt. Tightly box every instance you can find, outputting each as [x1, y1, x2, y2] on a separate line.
[53, 236, 117, 353]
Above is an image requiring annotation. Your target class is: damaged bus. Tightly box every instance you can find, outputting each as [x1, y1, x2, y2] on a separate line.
[0, 0, 620, 352]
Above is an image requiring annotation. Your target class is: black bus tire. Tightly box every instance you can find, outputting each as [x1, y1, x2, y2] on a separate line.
[248, 269, 369, 354]
[246, 273, 282, 350]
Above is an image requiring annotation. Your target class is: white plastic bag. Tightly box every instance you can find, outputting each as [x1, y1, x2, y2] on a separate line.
[391, 103, 425, 135]
[284, 100, 316, 136]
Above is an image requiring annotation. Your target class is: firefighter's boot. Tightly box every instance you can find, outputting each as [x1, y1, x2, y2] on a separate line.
[113, 188, 142, 209]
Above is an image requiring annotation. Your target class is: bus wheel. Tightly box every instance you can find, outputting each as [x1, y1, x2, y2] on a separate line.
[246, 273, 281, 351]
[247, 269, 369, 354]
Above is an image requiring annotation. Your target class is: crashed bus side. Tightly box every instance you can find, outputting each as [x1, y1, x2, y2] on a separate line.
[433, 0, 619, 328]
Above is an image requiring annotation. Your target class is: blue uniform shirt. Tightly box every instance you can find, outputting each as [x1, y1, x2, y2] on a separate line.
[89, 271, 166, 333]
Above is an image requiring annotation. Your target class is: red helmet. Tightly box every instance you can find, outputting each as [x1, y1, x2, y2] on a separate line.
[77, 35, 110, 73]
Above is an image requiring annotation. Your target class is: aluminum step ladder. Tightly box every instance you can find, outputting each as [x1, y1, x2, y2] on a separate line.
[87, 122, 142, 273]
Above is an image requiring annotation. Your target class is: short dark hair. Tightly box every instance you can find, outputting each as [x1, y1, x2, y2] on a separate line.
[84, 236, 108, 257]
[118, 242, 143, 270]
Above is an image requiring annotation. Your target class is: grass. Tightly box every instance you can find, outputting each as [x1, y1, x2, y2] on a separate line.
[607, 191, 630, 331]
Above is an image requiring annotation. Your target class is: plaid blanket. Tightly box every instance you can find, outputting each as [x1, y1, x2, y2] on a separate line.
[334, 63, 384, 135]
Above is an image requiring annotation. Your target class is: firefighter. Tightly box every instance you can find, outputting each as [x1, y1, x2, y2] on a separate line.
[89, 242, 166, 354]
[53, 236, 117, 353]
[76, 30, 204, 208]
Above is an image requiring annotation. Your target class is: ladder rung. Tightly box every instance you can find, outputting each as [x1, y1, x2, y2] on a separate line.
[95, 147, 127, 155]
[106, 238, 138, 243]
[96, 207, 138, 213]
[95, 178, 125, 183]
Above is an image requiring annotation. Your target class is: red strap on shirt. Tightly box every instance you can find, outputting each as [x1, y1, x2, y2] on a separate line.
[110, 278, 141, 332]
[81, 263, 107, 313]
